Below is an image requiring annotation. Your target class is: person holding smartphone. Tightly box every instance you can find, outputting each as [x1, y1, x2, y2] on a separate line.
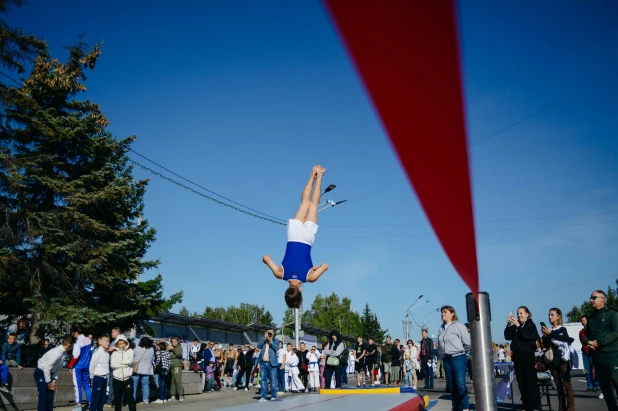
[504, 306, 541, 411]
[256, 329, 281, 402]
[541, 308, 574, 411]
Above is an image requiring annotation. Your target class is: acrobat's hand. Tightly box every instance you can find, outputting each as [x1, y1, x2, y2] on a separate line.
[308, 263, 329, 283]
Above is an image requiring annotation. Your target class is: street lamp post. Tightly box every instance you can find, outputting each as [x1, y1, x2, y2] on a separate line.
[404, 295, 423, 343]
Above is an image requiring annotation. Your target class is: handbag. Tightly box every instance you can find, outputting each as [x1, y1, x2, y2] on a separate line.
[326, 356, 340, 367]
[132, 349, 148, 374]
[543, 347, 554, 364]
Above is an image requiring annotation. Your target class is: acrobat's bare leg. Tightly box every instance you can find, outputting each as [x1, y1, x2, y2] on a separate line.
[293, 166, 319, 222]
[263, 255, 283, 279]
[305, 166, 325, 225]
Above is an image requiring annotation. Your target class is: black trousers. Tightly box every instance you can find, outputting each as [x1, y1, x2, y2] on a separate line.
[112, 379, 136, 411]
[235, 367, 252, 388]
[323, 365, 342, 389]
[513, 352, 540, 410]
[595, 354, 618, 411]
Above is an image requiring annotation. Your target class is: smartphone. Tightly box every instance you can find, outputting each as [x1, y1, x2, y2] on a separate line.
[540, 322, 547, 329]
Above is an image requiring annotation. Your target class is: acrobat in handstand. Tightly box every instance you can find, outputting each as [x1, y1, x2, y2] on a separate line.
[263, 165, 329, 309]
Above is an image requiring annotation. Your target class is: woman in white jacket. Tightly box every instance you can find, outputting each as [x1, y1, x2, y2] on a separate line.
[111, 335, 136, 411]
[306, 346, 320, 392]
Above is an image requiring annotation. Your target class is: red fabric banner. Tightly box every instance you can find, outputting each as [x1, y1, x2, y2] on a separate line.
[325, 0, 479, 296]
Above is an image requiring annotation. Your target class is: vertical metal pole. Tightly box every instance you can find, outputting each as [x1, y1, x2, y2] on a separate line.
[466, 292, 497, 411]
[294, 308, 300, 348]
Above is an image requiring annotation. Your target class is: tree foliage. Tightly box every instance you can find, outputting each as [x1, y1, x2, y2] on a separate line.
[301, 293, 363, 339]
[191, 303, 275, 327]
[567, 279, 618, 322]
[361, 303, 388, 344]
[0, 3, 182, 340]
[0, 0, 46, 75]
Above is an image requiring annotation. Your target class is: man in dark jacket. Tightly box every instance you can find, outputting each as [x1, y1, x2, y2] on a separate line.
[420, 330, 434, 389]
[234, 344, 254, 391]
[584, 289, 618, 410]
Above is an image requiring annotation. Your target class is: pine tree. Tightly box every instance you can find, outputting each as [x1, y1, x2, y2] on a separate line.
[360, 303, 388, 343]
[0, 19, 182, 340]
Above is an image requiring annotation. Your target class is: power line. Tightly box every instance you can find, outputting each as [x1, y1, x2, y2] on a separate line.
[340, 68, 618, 207]
[130, 149, 286, 223]
[0, 71, 22, 86]
[326, 210, 618, 228]
[319, 219, 618, 240]
[131, 160, 285, 226]
[469, 69, 618, 147]
[501, 273, 617, 304]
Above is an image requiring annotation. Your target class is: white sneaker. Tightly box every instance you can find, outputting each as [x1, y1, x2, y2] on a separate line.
[169, 398, 176, 402]
[179, 396, 184, 402]
[258, 398, 268, 402]
[154, 399, 164, 404]
[143, 401, 149, 405]
[599, 393, 605, 399]
[233, 387, 238, 390]
[245, 387, 249, 391]
[270, 397, 279, 401]
[255, 385, 261, 389]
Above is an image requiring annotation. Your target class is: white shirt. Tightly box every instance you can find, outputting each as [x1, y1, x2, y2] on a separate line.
[277, 348, 286, 365]
[89, 347, 110, 378]
[37, 346, 68, 384]
[189, 343, 200, 357]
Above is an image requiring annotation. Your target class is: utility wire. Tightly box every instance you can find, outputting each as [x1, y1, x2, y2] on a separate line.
[341, 68, 618, 207]
[130, 149, 286, 223]
[0, 71, 22, 86]
[469, 69, 618, 147]
[131, 160, 285, 226]
[320, 219, 618, 240]
[327, 210, 618, 228]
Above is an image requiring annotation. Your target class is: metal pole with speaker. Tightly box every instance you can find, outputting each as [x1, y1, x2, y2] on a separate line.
[466, 292, 497, 411]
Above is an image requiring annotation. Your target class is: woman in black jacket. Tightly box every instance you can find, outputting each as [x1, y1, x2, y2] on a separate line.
[504, 306, 541, 411]
[541, 308, 574, 411]
[322, 330, 345, 389]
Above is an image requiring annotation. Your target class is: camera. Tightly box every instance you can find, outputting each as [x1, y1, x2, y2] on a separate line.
[267, 332, 273, 338]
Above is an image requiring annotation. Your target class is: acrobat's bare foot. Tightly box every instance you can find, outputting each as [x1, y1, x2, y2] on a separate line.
[317, 166, 326, 176]
[312, 165, 321, 175]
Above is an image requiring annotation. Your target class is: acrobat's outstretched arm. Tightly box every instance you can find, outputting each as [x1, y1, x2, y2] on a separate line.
[307, 263, 329, 283]
[263, 254, 283, 279]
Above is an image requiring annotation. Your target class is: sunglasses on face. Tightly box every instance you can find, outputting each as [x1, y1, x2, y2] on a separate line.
[590, 296, 603, 300]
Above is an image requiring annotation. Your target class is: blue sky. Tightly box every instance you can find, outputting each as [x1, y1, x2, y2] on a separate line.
[11, 1, 618, 341]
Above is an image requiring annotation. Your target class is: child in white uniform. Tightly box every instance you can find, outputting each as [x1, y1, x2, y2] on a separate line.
[286, 348, 305, 393]
[307, 346, 320, 392]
